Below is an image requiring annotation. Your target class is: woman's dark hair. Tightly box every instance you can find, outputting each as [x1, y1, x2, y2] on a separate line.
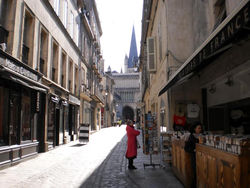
[189, 121, 201, 134]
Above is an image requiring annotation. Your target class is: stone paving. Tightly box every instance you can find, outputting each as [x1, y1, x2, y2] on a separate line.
[80, 127, 183, 188]
[0, 125, 183, 188]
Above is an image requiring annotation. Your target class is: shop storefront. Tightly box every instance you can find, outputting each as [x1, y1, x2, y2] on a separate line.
[68, 94, 80, 141]
[0, 50, 48, 168]
[44, 83, 69, 150]
[159, 1, 250, 187]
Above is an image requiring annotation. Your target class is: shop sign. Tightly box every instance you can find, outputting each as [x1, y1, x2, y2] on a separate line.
[177, 2, 250, 80]
[69, 94, 80, 105]
[0, 58, 38, 81]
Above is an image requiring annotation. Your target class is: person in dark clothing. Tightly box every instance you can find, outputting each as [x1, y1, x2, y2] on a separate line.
[184, 122, 202, 188]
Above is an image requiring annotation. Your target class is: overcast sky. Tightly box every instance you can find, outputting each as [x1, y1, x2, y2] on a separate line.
[95, 0, 143, 72]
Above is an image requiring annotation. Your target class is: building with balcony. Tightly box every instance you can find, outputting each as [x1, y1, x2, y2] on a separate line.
[78, 0, 104, 131]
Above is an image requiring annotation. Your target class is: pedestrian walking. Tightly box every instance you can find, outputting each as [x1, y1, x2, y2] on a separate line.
[125, 120, 140, 170]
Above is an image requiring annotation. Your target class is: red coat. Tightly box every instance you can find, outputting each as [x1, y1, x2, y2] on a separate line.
[126, 125, 140, 158]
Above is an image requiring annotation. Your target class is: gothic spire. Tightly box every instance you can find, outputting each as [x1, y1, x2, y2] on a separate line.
[127, 26, 138, 68]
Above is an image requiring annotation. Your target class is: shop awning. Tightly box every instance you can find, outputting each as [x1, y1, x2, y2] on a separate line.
[9, 76, 47, 93]
[0, 73, 48, 93]
[159, 0, 250, 96]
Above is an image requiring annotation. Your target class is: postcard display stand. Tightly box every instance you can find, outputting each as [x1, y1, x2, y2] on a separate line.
[143, 113, 160, 168]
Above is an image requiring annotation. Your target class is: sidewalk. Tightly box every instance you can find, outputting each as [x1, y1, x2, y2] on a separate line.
[80, 126, 183, 188]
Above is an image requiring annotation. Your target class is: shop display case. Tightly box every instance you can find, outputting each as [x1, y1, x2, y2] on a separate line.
[171, 137, 194, 188]
[196, 135, 250, 188]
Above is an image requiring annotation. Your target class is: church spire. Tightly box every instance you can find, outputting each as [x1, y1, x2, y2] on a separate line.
[127, 26, 138, 69]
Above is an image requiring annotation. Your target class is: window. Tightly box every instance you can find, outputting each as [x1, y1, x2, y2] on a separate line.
[0, 0, 11, 49]
[61, 52, 66, 88]
[63, 0, 68, 27]
[54, 0, 60, 15]
[70, 11, 74, 38]
[21, 88, 31, 141]
[76, 21, 79, 47]
[51, 41, 59, 83]
[40, 28, 48, 76]
[68, 60, 73, 92]
[81, 68, 85, 85]
[158, 22, 162, 62]
[22, 10, 34, 66]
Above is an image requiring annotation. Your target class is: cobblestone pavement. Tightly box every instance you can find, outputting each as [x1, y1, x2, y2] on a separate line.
[80, 127, 183, 188]
[0, 125, 183, 188]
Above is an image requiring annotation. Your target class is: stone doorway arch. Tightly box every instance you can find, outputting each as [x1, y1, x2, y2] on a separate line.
[122, 106, 134, 122]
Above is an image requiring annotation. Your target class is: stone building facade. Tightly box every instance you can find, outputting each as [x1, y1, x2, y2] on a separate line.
[0, 0, 104, 168]
[140, 0, 247, 133]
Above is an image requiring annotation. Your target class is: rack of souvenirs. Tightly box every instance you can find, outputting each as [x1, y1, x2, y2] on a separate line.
[143, 112, 158, 155]
[160, 131, 174, 165]
[142, 112, 160, 168]
[198, 134, 250, 155]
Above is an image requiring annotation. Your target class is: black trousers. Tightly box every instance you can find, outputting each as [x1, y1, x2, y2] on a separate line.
[128, 158, 134, 167]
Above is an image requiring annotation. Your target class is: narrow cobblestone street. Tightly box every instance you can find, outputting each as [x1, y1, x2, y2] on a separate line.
[0, 125, 183, 188]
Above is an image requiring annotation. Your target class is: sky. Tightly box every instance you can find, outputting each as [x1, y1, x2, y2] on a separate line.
[95, 0, 143, 72]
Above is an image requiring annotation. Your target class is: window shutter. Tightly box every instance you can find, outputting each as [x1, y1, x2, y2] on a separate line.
[147, 37, 156, 73]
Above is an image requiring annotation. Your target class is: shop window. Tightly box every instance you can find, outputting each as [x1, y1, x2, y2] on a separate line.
[47, 101, 55, 144]
[61, 52, 66, 88]
[39, 28, 48, 76]
[51, 41, 59, 83]
[0, 86, 8, 146]
[22, 10, 34, 66]
[214, 0, 227, 29]
[68, 60, 73, 92]
[21, 88, 31, 141]
[9, 87, 20, 145]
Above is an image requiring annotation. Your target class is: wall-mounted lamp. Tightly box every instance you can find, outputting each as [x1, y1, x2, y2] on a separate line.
[208, 84, 216, 94]
[225, 75, 234, 86]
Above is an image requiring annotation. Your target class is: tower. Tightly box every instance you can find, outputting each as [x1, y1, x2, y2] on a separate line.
[127, 26, 138, 72]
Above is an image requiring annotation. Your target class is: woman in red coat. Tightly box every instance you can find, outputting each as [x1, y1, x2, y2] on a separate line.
[126, 120, 140, 170]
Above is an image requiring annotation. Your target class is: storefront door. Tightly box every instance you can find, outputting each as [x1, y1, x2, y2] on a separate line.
[59, 107, 64, 145]
[55, 108, 60, 146]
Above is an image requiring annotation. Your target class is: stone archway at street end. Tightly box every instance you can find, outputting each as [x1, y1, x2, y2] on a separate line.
[122, 106, 134, 122]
